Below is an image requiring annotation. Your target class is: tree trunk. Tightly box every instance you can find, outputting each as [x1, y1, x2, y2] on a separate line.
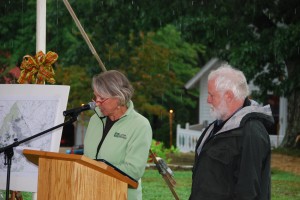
[282, 59, 300, 148]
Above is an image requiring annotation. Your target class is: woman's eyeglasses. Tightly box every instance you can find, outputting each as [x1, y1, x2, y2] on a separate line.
[92, 95, 109, 104]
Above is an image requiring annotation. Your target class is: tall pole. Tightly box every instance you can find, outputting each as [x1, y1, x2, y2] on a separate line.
[24, 1, 47, 199]
[36, 0, 46, 53]
[169, 110, 173, 147]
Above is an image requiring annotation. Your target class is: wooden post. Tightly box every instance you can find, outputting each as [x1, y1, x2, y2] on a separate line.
[169, 110, 173, 147]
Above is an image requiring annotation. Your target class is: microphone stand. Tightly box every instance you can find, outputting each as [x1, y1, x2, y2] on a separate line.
[0, 113, 79, 200]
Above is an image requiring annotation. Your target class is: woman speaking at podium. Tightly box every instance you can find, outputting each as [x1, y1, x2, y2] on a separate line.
[84, 70, 153, 200]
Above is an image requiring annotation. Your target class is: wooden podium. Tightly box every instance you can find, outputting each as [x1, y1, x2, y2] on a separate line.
[23, 149, 138, 200]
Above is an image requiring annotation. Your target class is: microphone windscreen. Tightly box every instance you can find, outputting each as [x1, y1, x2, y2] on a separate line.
[88, 102, 96, 110]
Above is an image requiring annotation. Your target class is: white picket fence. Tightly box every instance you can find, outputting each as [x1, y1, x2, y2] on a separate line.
[176, 124, 284, 153]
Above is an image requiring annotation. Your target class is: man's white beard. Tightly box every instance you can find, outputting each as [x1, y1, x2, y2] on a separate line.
[210, 99, 228, 120]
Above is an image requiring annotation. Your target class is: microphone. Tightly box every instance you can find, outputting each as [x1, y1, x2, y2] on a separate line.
[63, 102, 96, 116]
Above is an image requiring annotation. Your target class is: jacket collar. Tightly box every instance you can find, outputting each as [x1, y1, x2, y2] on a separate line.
[213, 98, 273, 135]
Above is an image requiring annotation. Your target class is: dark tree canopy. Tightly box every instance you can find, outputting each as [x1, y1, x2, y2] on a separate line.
[1, 0, 299, 147]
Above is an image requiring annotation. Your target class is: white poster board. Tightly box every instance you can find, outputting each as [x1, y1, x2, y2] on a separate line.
[0, 84, 70, 192]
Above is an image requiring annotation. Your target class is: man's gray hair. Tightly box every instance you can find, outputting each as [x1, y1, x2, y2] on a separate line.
[92, 70, 134, 105]
[208, 63, 249, 100]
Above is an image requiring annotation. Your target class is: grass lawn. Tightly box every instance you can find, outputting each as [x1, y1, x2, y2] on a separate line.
[142, 169, 300, 200]
[142, 169, 192, 200]
[271, 169, 300, 200]
[1, 168, 300, 200]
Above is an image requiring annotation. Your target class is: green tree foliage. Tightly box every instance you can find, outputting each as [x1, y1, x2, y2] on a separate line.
[0, 1, 36, 67]
[55, 65, 93, 109]
[101, 25, 202, 143]
[176, 0, 300, 147]
[1, 0, 299, 147]
[0, 1, 202, 145]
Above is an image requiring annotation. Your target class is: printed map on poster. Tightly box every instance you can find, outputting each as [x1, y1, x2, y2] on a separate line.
[0, 84, 69, 192]
[0, 99, 58, 173]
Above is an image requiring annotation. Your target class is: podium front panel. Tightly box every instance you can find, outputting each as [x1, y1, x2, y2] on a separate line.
[38, 157, 127, 200]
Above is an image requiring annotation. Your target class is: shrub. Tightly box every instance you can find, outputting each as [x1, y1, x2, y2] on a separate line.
[149, 139, 179, 163]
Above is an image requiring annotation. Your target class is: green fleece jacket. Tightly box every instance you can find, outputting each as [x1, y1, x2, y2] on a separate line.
[84, 101, 152, 200]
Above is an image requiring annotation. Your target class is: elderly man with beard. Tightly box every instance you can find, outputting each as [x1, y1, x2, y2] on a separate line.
[189, 64, 274, 200]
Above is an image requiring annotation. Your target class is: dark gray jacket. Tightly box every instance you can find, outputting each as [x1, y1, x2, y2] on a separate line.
[189, 99, 274, 200]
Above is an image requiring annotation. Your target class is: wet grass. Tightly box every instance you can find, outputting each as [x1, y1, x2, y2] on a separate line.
[142, 169, 300, 200]
[1, 168, 299, 200]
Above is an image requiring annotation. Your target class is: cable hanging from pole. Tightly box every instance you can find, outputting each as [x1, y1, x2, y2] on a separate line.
[63, 0, 107, 72]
